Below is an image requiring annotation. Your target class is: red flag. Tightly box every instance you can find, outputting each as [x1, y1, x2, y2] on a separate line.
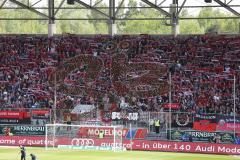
[193, 119, 217, 132]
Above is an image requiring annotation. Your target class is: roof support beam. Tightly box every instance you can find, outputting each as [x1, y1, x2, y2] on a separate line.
[141, 0, 171, 17]
[0, 0, 8, 9]
[213, 0, 240, 17]
[227, 0, 233, 5]
[93, 0, 103, 7]
[74, 0, 109, 18]
[115, 0, 125, 17]
[177, 0, 187, 15]
[54, 0, 65, 16]
[48, 0, 55, 37]
[48, 0, 54, 23]
[1, 16, 240, 21]
[109, 0, 115, 21]
[108, 0, 117, 35]
[9, 0, 49, 18]
[157, 0, 167, 6]
[31, 0, 42, 7]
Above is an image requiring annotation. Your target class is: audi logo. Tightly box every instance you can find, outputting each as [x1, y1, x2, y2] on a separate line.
[71, 138, 94, 146]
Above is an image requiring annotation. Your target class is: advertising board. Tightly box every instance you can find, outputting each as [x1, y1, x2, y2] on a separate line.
[168, 130, 235, 143]
[0, 136, 239, 155]
[0, 125, 45, 136]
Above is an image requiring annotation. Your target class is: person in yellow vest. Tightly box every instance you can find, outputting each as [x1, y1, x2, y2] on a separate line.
[154, 119, 160, 134]
[66, 114, 71, 131]
[99, 130, 105, 139]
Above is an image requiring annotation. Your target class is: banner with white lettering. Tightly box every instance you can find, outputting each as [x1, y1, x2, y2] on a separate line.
[0, 111, 31, 124]
[168, 130, 235, 144]
[32, 110, 50, 119]
[77, 127, 128, 138]
[193, 114, 217, 132]
[0, 136, 240, 155]
[163, 103, 180, 110]
[31, 110, 50, 125]
[0, 125, 45, 136]
[111, 112, 139, 121]
[71, 105, 95, 114]
[76, 127, 147, 139]
[217, 115, 240, 132]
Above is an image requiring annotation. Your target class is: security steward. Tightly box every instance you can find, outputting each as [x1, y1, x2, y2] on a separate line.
[154, 119, 160, 134]
[66, 113, 71, 131]
[99, 130, 105, 139]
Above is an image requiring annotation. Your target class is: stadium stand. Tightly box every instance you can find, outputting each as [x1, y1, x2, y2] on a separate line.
[0, 34, 239, 117]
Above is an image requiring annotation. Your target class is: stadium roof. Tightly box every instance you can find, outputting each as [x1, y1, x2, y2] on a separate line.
[1, 0, 240, 20]
[0, 0, 240, 35]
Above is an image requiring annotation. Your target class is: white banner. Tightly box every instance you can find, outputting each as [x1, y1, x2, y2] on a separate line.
[71, 104, 95, 114]
[111, 112, 139, 121]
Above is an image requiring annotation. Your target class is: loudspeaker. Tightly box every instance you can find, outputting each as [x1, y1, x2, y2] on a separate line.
[67, 0, 74, 5]
[204, 0, 212, 3]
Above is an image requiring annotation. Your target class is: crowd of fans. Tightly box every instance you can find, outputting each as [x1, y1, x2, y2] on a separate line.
[0, 34, 239, 116]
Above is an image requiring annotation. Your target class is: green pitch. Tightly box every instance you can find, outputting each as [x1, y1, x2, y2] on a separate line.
[0, 147, 239, 160]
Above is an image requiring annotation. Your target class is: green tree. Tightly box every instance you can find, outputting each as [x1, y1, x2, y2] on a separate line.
[197, 8, 238, 33]
[124, 0, 139, 18]
[56, 5, 95, 34]
[179, 9, 204, 34]
[0, 0, 48, 34]
[122, 2, 171, 34]
[180, 20, 204, 34]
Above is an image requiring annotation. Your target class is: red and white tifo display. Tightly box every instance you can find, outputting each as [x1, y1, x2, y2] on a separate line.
[0, 136, 240, 155]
